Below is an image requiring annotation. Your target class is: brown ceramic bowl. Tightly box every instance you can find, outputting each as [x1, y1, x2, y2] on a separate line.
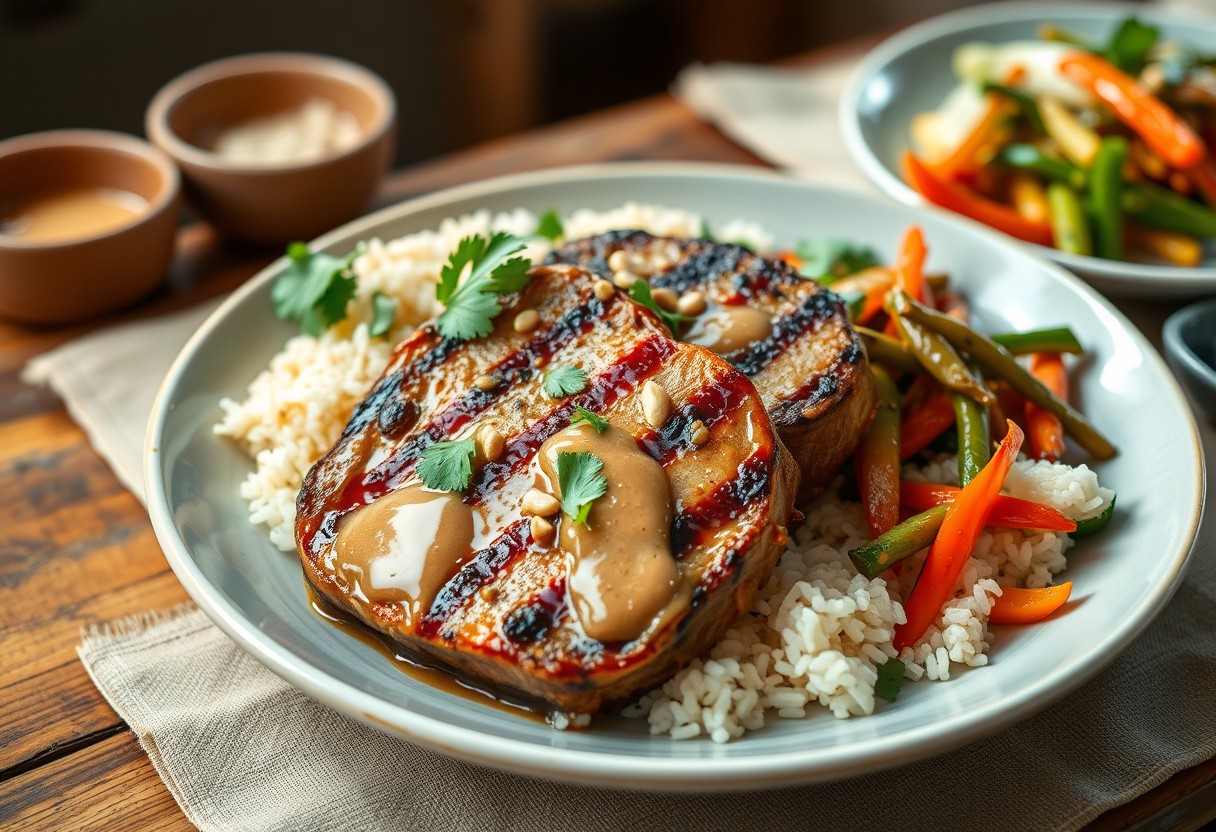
[146, 53, 396, 245]
[0, 130, 181, 325]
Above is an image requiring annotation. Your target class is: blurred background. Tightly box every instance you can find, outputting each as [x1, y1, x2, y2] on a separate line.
[0, 0, 1002, 166]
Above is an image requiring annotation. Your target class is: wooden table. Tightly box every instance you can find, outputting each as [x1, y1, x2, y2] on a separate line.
[0, 37, 1210, 832]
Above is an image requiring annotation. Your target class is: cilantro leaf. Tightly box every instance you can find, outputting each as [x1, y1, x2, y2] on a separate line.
[543, 365, 588, 398]
[699, 219, 715, 240]
[435, 232, 533, 340]
[628, 280, 687, 336]
[794, 239, 880, 285]
[369, 291, 397, 338]
[570, 405, 608, 433]
[875, 659, 905, 703]
[1104, 17, 1158, 75]
[272, 244, 358, 336]
[416, 439, 476, 493]
[556, 451, 607, 527]
[535, 209, 564, 241]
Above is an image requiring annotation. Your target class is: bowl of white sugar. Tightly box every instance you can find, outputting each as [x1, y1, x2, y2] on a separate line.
[146, 53, 395, 245]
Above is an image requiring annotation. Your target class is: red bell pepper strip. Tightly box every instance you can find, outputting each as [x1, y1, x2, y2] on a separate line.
[899, 389, 956, 460]
[988, 583, 1072, 624]
[903, 152, 1055, 246]
[856, 367, 902, 539]
[894, 420, 1024, 651]
[1026, 353, 1067, 461]
[1058, 52, 1206, 170]
[899, 481, 1077, 533]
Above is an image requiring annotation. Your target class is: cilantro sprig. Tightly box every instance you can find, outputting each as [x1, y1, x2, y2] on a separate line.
[435, 232, 532, 340]
[416, 439, 476, 493]
[628, 281, 687, 336]
[557, 451, 607, 526]
[874, 658, 905, 703]
[543, 365, 588, 398]
[369, 291, 397, 338]
[570, 405, 608, 433]
[794, 239, 879, 285]
[534, 210, 564, 242]
[272, 243, 358, 336]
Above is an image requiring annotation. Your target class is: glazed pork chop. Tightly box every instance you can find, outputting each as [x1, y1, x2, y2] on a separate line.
[296, 265, 799, 717]
[545, 231, 875, 498]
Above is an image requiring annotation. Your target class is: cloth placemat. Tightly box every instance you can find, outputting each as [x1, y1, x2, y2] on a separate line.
[25, 56, 1216, 831]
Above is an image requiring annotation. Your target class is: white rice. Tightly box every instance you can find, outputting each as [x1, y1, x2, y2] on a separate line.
[214, 204, 1112, 741]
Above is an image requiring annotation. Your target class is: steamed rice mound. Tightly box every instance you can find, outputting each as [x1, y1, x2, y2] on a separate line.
[215, 204, 1113, 742]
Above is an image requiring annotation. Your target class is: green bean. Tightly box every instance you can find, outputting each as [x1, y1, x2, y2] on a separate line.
[890, 290, 1116, 458]
[856, 326, 921, 373]
[849, 506, 947, 579]
[1088, 136, 1128, 260]
[1122, 181, 1216, 239]
[889, 312, 995, 406]
[998, 145, 1087, 191]
[1047, 182, 1094, 256]
[982, 82, 1046, 134]
[989, 327, 1084, 355]
[952, 390, 990, 486]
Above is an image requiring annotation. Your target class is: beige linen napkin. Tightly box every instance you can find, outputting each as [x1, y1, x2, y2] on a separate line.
[26, 294, 1216, 832]
[673, 61, 868, 187]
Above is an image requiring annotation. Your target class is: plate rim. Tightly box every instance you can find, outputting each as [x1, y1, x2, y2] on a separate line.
[145, 160, 1205, 790]
[837, 0, 1216, 294]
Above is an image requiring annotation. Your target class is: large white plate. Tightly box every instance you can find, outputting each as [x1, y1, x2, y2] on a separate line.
[146, 162, 1203, 791]
[839, 1, 1216, 298]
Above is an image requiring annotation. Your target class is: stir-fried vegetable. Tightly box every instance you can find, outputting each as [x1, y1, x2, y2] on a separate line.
[906, 17, 1216, 264]
[900, 388, 956, 460]
[1026, 353, 1067, 461]
[988, 584, 1073, 624]
[856, 368, 902, 539]
[889, 290, 1116, 459]
[899, 481, 1076, 533]
[951, 390, 990, 486]
[890, 310, 994, 405]
[894, 422, 1024, 650]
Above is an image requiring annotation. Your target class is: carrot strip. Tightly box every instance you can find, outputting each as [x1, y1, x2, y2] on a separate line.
[1058, 52, 1206, 170]
[1026, 353, 1066, 461]
[856, 368, 902, 539]
[988, 583, 1072, 624]
[899, 389, 956, 460]
[894, 225, 932, 307]
[899, 481, 1077, 533]
[775, 249, 804, 270]
[903, 152, 1054, 246]
[894, 421, 1024, 651]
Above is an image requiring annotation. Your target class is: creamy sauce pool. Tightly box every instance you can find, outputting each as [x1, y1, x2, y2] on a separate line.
[1, 187, 147, 242]
[684, 304, 772, 355]
[333, 484, 474, 619]
[536, 422, 682, 643]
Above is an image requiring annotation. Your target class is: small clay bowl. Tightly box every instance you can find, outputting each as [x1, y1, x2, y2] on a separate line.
[0, 130, 181, 325]
[146, 53, 396, 245]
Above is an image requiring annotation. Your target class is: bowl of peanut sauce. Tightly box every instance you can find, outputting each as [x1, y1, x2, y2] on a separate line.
[0, 129, 181, 324]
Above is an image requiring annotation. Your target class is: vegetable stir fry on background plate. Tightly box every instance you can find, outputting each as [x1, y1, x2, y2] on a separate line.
[842, 2, 1216, 296]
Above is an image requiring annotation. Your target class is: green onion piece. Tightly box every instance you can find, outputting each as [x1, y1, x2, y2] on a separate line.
[849, 506, 947, 580]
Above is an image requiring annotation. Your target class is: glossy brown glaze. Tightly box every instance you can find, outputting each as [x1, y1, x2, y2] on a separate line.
[296, 265, 800, 716]
[545, 231, 877, 500]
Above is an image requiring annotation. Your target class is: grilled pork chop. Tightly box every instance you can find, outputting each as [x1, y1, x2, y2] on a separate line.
[545, 231, 875, 498]
[297, 265, 799, 717]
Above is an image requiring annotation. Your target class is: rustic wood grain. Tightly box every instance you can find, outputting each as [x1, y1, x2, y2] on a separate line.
[0, 28, 1211, 831]
[0, 732, 191, 831]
